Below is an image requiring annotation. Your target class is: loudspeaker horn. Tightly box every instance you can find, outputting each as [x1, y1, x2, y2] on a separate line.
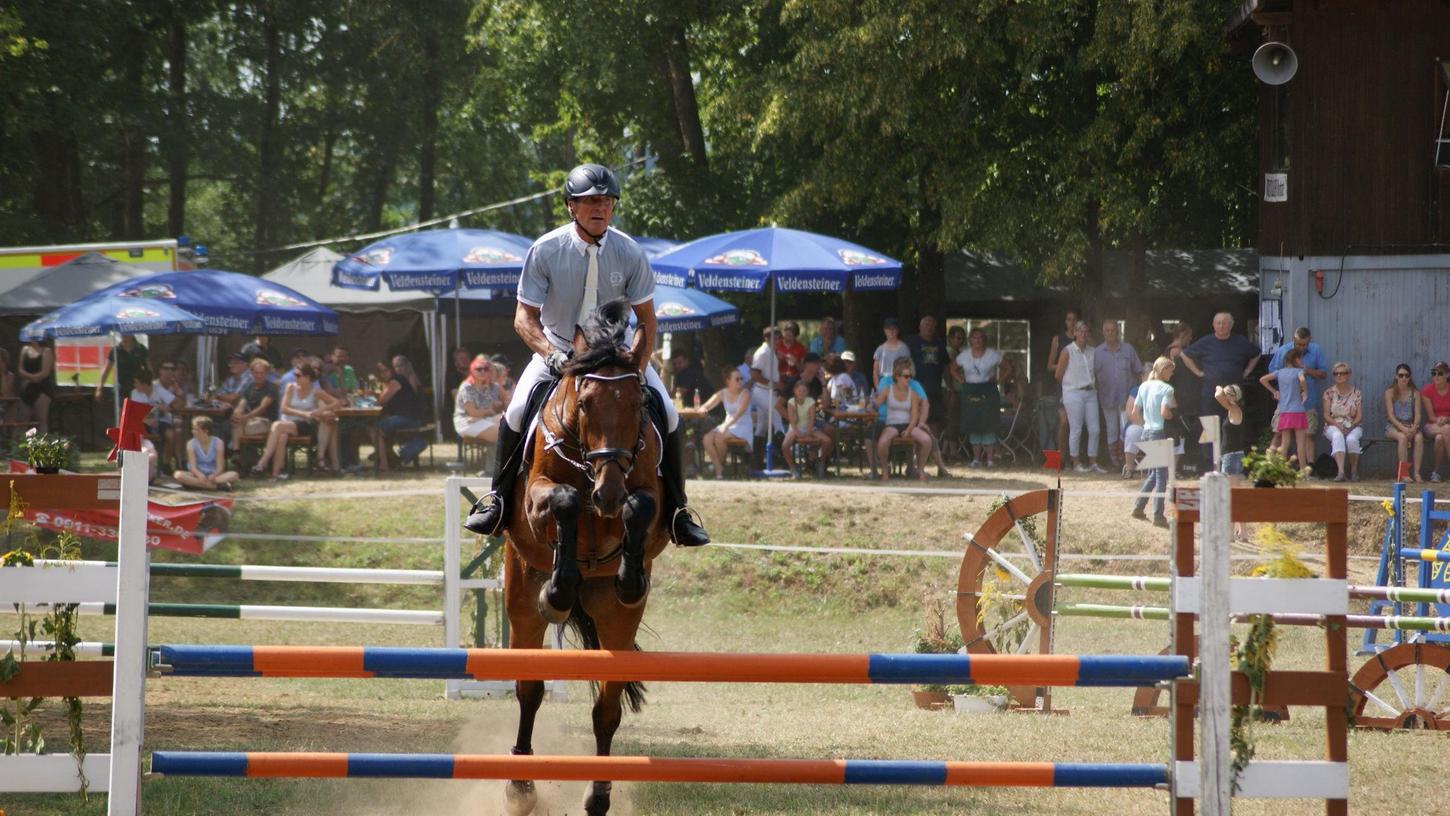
[1252, 42, 1297, 85]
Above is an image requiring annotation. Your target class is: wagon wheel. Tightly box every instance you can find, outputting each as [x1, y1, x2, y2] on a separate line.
[1350, 642, 1450, 730]
[956, 490, 1059, 711]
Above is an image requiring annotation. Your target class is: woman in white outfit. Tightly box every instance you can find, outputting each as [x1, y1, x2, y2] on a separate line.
[700, 368, 754, 479]
[1322, 362, 1363, 481]
[1054, 321, 1103, 473]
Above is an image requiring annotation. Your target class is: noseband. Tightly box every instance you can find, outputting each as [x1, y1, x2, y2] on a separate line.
[542, 371, 647, 480]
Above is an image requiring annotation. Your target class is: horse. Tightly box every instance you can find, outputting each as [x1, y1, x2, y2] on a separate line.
[500, 298, 671, 816]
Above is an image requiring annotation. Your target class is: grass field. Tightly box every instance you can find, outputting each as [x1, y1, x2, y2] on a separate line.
[2, 462, 1443, 815]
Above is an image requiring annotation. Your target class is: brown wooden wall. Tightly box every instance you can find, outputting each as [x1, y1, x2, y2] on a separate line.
[1256, 0, 1450, 255]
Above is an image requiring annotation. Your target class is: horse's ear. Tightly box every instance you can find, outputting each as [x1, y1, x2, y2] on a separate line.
[572, 325, 588, 357]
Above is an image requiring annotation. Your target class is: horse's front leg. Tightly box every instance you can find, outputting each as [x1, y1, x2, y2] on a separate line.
[503, 550, 548, 816]
[614, 489, 656, 607]
[530, 478, 582, 624]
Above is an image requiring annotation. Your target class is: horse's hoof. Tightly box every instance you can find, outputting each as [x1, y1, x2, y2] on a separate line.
[584, 781, 612, 815]
[537, 585, 572, 624]
[614, 570, 649, 608]
[505, 780, 537, 816]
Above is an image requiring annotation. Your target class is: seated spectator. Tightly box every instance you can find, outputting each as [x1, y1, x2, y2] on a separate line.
[217, 352, 252, 407]
[278, 347, 309, 388]
[827, 356, 860, 408]
[229, 359, 280, 453]
[252, 363, 340, 480]
[874, 357, 933, 481]
[174, 416, 239, 491]
[373, 355, 426, 471]
[669, 350, 715, 407]
[1424, 362, 1450, 482]
[956, 327, 1002, 468]
[323, 345, 358, 399]
[777, 321, 806, 383]
[131, 364, 180, 468]
[490, 354, 516, 396]
[17, 339, 55, 435]
[139, 436, 159, 483]
[454, 355, 504, 445]
[156, 361, 188, 413]
[842, 350, 870, 399]
[1322, 362, 1363, 482]
[809, 315, 847, 356]
[873, 318, 911, 388]
[699, 368, 753, 479]
[782, 379, 833, 476]
[1122, 373, 1147, 479]
[1383, 363, 1423, 482]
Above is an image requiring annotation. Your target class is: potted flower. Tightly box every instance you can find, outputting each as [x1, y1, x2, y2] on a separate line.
[1243, 446, 1300, 488]
[909, 599, 964, 710]
[18, 428, 72, 474]
[950, 683, 1011, 714]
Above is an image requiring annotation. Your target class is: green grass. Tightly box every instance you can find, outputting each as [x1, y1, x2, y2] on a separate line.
[1, 468, 1436, 815]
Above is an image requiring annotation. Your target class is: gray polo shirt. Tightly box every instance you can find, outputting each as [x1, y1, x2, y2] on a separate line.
[517, 223, 655, 351]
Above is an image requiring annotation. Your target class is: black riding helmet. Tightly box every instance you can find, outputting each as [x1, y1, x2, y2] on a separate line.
[563, 163, 621, 200]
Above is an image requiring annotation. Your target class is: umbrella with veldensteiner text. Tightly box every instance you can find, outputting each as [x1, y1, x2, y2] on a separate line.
[85, 269, 340, 336]
[651, 227, 902, 474]
[20, 294, 207, 342]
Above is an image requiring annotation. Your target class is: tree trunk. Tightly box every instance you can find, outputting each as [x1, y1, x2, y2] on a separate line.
[663, 24, 708, 169]
[417, 29, 440, 224]
[120, 25, 148, 239]
[365, 128, 401, 233]
[253, 11, 282, 269]
[165, 4, 189, 237]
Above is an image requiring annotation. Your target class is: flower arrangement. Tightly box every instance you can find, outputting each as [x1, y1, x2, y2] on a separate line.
[1242, 446, 1300, 488]
[910, 596, 1008, 699]
[17, 429, 72, 472]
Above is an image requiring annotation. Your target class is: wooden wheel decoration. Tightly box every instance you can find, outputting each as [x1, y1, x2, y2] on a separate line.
[955, 490, 1060, 711]
[1350, 641, 1450, 730]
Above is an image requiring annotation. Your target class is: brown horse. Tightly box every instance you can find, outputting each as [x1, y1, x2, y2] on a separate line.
[501, 299, 670, 816]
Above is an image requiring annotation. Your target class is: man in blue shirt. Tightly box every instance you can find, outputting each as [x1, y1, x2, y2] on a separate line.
[1178, 312, 1261, 471]
[1268, 326, 1327, 463]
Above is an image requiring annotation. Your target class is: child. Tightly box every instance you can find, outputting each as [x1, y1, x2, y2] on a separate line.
[1260, 346, 1308, 467]
[781, 379, 832, 475]
[174, 415, 239, 491]
[1215, 384, 1249, 541]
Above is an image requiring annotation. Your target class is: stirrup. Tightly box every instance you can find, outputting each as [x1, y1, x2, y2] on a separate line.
[670, 505, 709, 547]
[464, 490, 506, 536]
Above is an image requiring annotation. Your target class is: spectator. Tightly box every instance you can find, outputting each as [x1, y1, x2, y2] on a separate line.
[1094, 319, 1142, 468]
[229, 359, 280, 453]
[216, 352, 252, 407]
[1054, 321, 1103, 473]
[1268, 327, 1327, 464]
[782, 379, 833, 476]
[252, 363, 340, 480]
[776, 321, 806, 383]
[1178, 312, 1260, 471]
[1322, 362, 1363, 482]
[943, 325, 968, 459]
[322, 345, 357, 399]
[171, 360, 197, 405]
[998, 354, 1026, 414]
[736, 347, 753, 388]
[1214, 384, 1249, 540]
[1045, 308, 1080, 456]
[445, 346, 472, 403]
[17, 339, 55, 435]
[1259, 346, 1308, 465]
[699, 368, 753, 479]
[809, 316, 847, 356]
[1131, 356, 1177, 528]
[1422, 361, 1450, 482]
[907, 315, 948, 429]
[955, 327, 1002, 468]
[669, 350, 715, 407]
[156, 360, 187, 413]
[1122, 371, 1147, 479]
[826, 356, 858, 406]
[1383, 363, 1423, 482]
[750, 327, 783, 441]
[841, 350, 870, 398]
[454, 355, 504, 445]
[239, 334, 283, 370]
[373, 355, 426, 471]
[874, 357, 933, 481]
[278, 347, 309, 388]
[490, 354, 515, 396]
[130, 364, 180, 467]
[173, 416, 239, 491]
[872, 317, 911, 388]
[95, 334, 148, 407]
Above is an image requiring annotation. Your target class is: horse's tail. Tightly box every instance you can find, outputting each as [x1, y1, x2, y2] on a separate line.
[565, 603, 647, 713]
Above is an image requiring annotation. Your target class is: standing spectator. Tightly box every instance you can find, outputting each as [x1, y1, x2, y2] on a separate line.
[874, 357, 933, 481]
[216, 353, 251, 407]
[373, 355, 426, 471]
[239, 334, 283, 370]
[16, 339, 55, 435]
[943, 325, 968, 459]
[736, 347, 754, 388]
[454, 355, 504, 445]
[750, 327, 783, 443]
[1044, 308, 1080, 456]
[229, 359, 280, 453]
[669, 350, 715, 407]
[1383, 363, 1424, 482]
[444, 346, 472, 403]
[1093, 319, 1142, 468]
[776, 321, 807, 384]
[1259, 346, 1308, 464]
[323, 345, 358, 399]
[809, 316, 847, 356]
[1214, 384, 1250, 540]
[1422, 361, 1450, 481]
[173, 416, 239, 491]
[1268, 327, 1328, 464]
[1131, 356, 1177, 527]
[872, 317, 911, 388]
[1165, 324, 1201, 466]
[1177, 312, 1261, 471]
[95, 334, 148, 408]
[699, 368, 753, 479]
[1054, 321, 1103, 473]
[906, 315, 948, 431]
[955, 328, 1002, 468]
[1322, 362, 1363, 481]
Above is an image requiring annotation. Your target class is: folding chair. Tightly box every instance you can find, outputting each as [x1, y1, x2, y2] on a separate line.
[998, 401, 1036, 464]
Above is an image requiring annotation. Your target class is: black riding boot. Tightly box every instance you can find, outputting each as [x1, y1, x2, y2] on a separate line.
[663, 428, 710, 547]
[464, 424, 525, 536]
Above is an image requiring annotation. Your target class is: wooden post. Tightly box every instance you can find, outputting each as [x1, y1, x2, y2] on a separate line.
[1171, 483, 1197, 816]
[107, 450, 150, 816]
[1198, 474, 1232, 815]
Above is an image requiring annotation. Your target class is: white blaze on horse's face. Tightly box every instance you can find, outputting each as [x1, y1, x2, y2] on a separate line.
[575, 371, 644, 518]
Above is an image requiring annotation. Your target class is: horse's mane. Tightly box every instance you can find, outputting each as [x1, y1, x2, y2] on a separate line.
[562, 297, 634, 376]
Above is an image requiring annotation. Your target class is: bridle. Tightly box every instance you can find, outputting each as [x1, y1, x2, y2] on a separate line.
[541, 371, 647, 480]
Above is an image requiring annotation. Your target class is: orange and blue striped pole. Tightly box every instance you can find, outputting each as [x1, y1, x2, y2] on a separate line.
[155, 646, 1189, 687]
[149, 752, 1169, 788]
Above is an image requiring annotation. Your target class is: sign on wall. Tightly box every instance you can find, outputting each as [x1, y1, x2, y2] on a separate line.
[1264, 173, 1288, 202]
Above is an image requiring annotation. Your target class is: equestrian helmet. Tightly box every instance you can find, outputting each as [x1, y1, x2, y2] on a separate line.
[563, 163, 621, 200]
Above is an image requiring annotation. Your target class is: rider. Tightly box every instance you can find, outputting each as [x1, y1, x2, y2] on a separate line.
[463, 163, 711, 547]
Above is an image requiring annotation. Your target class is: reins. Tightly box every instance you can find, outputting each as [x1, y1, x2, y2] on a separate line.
[540, 370, 648, 480]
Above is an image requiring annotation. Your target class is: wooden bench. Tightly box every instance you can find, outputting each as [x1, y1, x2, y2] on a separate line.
[724, 436, 751, 478]
[236, 432, 314, 475]
[460, 437, 494, 475]
[380, 422, 437, 470]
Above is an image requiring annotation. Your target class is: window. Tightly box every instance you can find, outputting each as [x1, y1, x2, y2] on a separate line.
[1436, 59, 1450, 168]
[947, 318, 1031, 379]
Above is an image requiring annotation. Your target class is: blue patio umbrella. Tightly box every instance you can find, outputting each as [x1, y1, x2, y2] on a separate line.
[649, 284, 739, 333]
[330, 228, 535, 294]
[20, 294, 207, 341]
[651, 227, 902, 475]
[86, 269, 340, 336]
